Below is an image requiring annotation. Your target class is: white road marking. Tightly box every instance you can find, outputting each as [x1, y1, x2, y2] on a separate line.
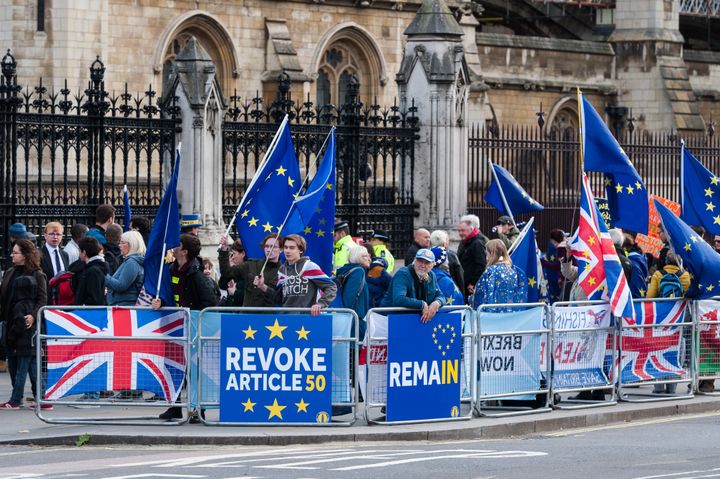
[102, 475, 206, 479]
[193, 449, 419, 468]
[115, 448, 352, 468]
[331, 450, 548, 471]
[546, 411, 720, 437]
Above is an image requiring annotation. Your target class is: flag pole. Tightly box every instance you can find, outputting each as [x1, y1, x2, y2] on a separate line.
[259, 126, 335, 276]
[488, 159, 515, 222]
[571, 87, 585, 235]
[224, 115, 290, 237]
[680, 140, 685, 218]
[155, 143, 181, 301]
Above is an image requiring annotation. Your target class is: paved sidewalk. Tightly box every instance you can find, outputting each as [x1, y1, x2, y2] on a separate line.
[1, 371, 718, 447]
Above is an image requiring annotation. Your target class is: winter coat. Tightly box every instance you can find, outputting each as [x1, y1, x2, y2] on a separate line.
[646, 264, 691, 298]
[169, 257, 218, 310]
[336, 263, 370, 317]
[266, 257, 337, 308]
[1, 267, 47, 356]
[381, 265, 446, 309]
[218, 250, 280, 307]
[457, 230, 488, 295]
[105, 254, 144, 306]
[626, 246, 649, 298]
[447, 249, 465, 298]
[103, 242, 122, 275]
[73, 256, 109, 306]
[433, 268, 465, 306]
[367, 267, 391, 308]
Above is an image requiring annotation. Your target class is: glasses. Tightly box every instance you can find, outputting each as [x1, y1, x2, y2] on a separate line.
[46, 232, 62, 236]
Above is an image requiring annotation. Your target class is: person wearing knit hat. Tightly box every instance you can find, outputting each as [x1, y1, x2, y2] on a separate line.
[430, 246, 465, 305]
[370, 230, 395, 273]
[8, 223, 27, 241]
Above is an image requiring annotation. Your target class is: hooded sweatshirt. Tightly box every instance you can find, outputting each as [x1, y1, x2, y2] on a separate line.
[267, 257, 337, 308]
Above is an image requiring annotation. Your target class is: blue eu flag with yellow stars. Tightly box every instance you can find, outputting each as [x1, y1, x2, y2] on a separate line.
[681, 144, 720, 236]
[580, 93, 648, 234]
[292, 130, 336, 275]
[219, 313, 333, 423]
[510, 219, 541, 302]
[236, 116, 301, 259]
[484, 162, 544, 216]
[656, 200, 720, 298]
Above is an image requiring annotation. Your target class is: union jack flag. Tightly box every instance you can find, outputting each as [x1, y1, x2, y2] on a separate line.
[44, 308, 187, 401]
[620, 300, 687, 383]
[570, 174, 635, 322]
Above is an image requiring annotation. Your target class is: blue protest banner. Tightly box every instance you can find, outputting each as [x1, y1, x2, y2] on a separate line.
[386, 311, 462, 422]
[479, 307, 544, 396]
[219, 314, 333, 423]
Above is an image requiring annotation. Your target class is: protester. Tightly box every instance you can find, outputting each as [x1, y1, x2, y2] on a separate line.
[366, 256, 391, 308]
[202, 258, 223, 304]
[541, 228, 566, 303]
[253, 234, 337, 314]
[64, 223, 88, 266]
[336, 246, 371, 338]
[8, 223, 28, 243]
[430, 229, 464, 295]
[105, 231, 145, 306]
[218, 237, 247, 305]
[40, 222, 70, 284]
[103, 223, 123, 274]
[609, 228, 633, 281]
[151, 233, 217, 422]
[73, 236, 109, 306]
[219, 233, 280, 307]
[88, 204, 115, 245]
[0, 240, 48, 410]
[456, 214, 488, 297]
[130, 216, 151, 245]
[369, 231, 395, 273]
[180, 214, 202, 236]
[494, 215, 520, 249]
[381, 248, 445, 323]
[471, 239, 527, 310]
[623, 230, 649, 298]
[431, 246, 465, 306]
[404, 228, 431, 265]
[333, 221, 358, 271]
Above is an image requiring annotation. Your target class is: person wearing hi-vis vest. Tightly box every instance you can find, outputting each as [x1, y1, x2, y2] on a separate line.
[369, 230, 395, 273]
[333, 221, 357, 272]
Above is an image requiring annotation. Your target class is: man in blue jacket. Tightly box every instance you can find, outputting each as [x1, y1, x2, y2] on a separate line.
[381, 248, 446, 323]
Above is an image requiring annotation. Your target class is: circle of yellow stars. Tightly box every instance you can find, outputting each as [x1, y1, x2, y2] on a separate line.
[432, 323, 456, 357]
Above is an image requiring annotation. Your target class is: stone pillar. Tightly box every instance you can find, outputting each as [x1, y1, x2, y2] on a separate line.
[610, 0, 704, 132]
[396, 0, 469, 230]
[163, 37, 226, 259]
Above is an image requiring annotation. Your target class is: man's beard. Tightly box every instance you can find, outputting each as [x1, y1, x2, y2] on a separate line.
[415, 269, 430, 282]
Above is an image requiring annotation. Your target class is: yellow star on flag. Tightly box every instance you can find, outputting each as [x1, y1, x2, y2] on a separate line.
[584, 263, 591, 271]
[587, 236, 596, 245]
[690, 235, 699, 243]
[296, 326, 310, 340]
[626, 185, 634, 194]
[706, 187, 714, 197]
[635, 181, 642, 190]
[615, 184, 624, 193]
[266, 318, 287, 340]
[707, 202, 716, 212]
[583, 250, 591, 258]
[303, 226, 312, 234]
[639, 288, 646, 296]
[712, 176, 720, 185]
[263, 222, 273, 232]
[604, 177, 612, 186]
[295, 398, 310, 413]
[326, 183, 333, 190]
[242, 325, 257, 340]
[241, 209, 249, 218]
[715, 216, 720, 225]
[588, 277, 596, 285]
[265, 398, 286, 420]
[528, 277, 537, 288]
[287, 177, 295, 187]
[446, 296, 454, 305]
[242, 398, 256, 412]
[275, 165, 287, 176]
[684, 242, 692, 251]
[708, 284, 716, 292]
[316, 230, 325, 237]
[248, 217, 258, 227]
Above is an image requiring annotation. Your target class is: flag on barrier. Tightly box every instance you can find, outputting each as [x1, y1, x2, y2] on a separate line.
[44, 308, 187, 401]
[620, 300, 686, 383]
[696, 300, 720, 375]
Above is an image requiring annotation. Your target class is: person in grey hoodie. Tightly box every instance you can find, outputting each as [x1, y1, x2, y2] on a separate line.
[253, 234, 336, 316]
[105, 230, 145, 306]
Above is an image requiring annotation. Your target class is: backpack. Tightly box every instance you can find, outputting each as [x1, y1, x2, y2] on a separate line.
[48, 271, 76, 305]
[329, 266, 365, 309]
[658, 270, 683, 298]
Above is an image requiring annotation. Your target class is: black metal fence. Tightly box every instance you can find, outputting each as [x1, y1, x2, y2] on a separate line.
[221, 73, 418, 251]
[468, 123, 720, 246]
[0, 50, 180, 256]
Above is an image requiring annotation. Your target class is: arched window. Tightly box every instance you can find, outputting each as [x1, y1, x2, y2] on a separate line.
[317, 45, 364, 105]
[317, 69, 331, 107]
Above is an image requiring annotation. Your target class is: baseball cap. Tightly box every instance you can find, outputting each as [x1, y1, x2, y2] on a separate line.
[415, 248, 435, 263]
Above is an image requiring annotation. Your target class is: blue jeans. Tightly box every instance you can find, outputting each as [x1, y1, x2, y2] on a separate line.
[7, 353, 37, 406]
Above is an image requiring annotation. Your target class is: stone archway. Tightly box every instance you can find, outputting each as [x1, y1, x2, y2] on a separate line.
[311, 23, 388, 104]
[153, 11, 239, 97]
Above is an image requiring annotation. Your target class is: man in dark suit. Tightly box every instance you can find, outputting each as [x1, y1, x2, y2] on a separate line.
[40, 221, 70, 283]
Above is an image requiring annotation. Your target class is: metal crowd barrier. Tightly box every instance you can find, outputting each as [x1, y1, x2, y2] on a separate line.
[550, 300, 618, 410]
[693, 298, 720, 395]
[197, 307, 359, 426]
[35, 306, 191, 425]
[364, 306, 476, 425]
[475, 302, 552, 417]
[618, 298, 694, 403]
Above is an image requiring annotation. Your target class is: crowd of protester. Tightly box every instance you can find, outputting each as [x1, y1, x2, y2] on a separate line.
[0, 207, 713, 415]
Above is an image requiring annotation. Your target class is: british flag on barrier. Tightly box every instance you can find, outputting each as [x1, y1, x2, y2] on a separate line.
[620, 300, 687, 383]
[570, 174, 635, 322]
[44, 308, 187, 401]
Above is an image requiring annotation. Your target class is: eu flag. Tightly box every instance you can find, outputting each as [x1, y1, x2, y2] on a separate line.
[656, 200, 720, 298]
[144, 148, 181, 306]
[297, 133, 336, 275]
[484, 162, 544, 216]
[123, 185, 131, 232]
[580, 93, 648, 234]
[681, 144, 720, 236]
[509, 218, 541, 302]
[236, 116, 301, 259]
